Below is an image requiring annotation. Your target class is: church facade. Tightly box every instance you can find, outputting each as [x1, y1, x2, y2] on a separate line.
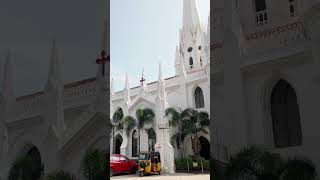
[110, 0, 210, 173]
[0, 15, 110, 180]
[212, 0, 320, 173]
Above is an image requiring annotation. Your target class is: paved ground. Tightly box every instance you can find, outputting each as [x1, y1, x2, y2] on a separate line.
[110, 173, 210, 180]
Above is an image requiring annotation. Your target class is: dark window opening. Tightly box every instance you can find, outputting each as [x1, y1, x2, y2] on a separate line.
[189, 57, 194, 67]
[195, 87, 204, 108]
[255, 0, 267, 12]
[187, 47, 193, 52]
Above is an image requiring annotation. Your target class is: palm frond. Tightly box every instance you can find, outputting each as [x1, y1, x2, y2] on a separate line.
[8, 156, 34, 180]
[165, 107, 180, 127]
[279, 157, 317, 180]
[46, 170, 78, 180]
[81, 149, 107, 180]
[112, 109, 123, 124]
[198, 111, 210, 127]
[123, 116, 136, 135]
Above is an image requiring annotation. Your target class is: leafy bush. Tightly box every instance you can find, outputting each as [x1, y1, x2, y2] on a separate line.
[175, 157, 209, 171]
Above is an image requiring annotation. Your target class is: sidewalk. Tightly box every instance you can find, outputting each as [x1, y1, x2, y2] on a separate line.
[110, 173, 210, 180]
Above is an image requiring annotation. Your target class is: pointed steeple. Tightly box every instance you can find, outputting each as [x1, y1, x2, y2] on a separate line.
[2, 50, 15, 105]
[2, 50, 15, 103]
[183, 0, 201, 29]
[46, 39, 63, 91]
[156, 63, 166, 100]
[124, 73, 131, 105]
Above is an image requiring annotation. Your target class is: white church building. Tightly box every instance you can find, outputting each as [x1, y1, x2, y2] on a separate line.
[211, 0, 320, 173]
[110, 0, 210, 173]
[0, 12, 110, 180]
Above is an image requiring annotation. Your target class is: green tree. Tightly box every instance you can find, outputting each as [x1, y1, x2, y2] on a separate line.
[8, 156, 34, 180]
[135, 108, 155, 153]
[225, 146, 317, 180]
[81, 149, 107, 180]
[123, 116, 137, 136]
[165, 107, 187, 158]
[46, 170, 78, 180]
[111, 109, 124, 153]
[180, 108, 209, 158]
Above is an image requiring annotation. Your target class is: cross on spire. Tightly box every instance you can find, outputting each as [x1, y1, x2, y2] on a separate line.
[140, 68, 146, 86]
[96, 50, 109, 76]
[140, 77, 145, 85]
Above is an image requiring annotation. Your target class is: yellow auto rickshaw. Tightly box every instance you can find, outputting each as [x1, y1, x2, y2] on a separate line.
[137, 151, 161, 176]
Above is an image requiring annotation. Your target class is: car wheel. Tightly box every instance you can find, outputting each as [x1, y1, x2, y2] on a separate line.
[110, 168, 114, 177]
[131, 167, 137, 174]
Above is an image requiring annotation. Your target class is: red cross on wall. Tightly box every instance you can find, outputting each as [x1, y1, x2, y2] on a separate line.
[96, 50, 109, 76]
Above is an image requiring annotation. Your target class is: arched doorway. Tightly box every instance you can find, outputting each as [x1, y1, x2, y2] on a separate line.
[271, 79, 302, 148]
[199, 136, 210, 160]
[148, 128, 156, 152]
[20, 145, 43, 179]
[114, 135, 123, 154]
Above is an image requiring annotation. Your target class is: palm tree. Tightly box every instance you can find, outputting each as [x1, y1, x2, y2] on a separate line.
[165, 107, 187, 158]
[123, 116, 137, 136]
[81, 149, 107, 180]
[112, 108, 123, 140]
[225, 146, 317, 180]
[111, 109, 124, 153]
[180, 108, 209, 158]
[46, 170, 78, 180]
[8, 156, 34, 180]
[136, 108, 155, 153]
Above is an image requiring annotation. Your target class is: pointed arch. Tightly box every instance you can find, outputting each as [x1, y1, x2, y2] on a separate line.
[114, 134, 123, 154]
[195, 87, 205, 108]
[270, 79, 302, 148]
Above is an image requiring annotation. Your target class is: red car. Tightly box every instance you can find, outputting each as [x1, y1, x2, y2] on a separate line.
[110, 154, 138, 176]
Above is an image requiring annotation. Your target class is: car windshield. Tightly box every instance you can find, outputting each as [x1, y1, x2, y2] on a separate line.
[139, 154, 148, 160]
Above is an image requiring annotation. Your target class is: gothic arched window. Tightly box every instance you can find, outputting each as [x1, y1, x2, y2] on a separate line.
[132, 130, 138, 157]
[271, 79, 302, 148]
[189, 57, 194, 69]
[195, 87, 204, 108]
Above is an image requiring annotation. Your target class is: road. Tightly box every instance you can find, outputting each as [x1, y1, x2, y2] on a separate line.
[110, 173, 210, 180]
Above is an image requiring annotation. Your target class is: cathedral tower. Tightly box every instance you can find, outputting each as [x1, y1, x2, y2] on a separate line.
[175, 0, 207, 75]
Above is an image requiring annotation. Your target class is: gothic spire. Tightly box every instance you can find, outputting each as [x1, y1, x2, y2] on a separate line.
[124, 73, 131, 104]
[2, 49, 15, 105]
[157, 63, 166, 100]
[183, 0, 201, 29]
[46, 39, 63, 91]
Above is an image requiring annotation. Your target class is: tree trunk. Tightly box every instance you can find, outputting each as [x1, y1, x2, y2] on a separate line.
[179, 125, 183, 159]
[138, 129, 141, 154]
[191, 134, 201, 158]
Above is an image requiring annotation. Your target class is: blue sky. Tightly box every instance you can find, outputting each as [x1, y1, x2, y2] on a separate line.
[111, 0, 210, 91]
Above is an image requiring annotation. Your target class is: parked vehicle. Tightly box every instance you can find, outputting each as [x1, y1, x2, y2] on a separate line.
[137, 151, 161, 177]
[110, 154, 138, 177]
